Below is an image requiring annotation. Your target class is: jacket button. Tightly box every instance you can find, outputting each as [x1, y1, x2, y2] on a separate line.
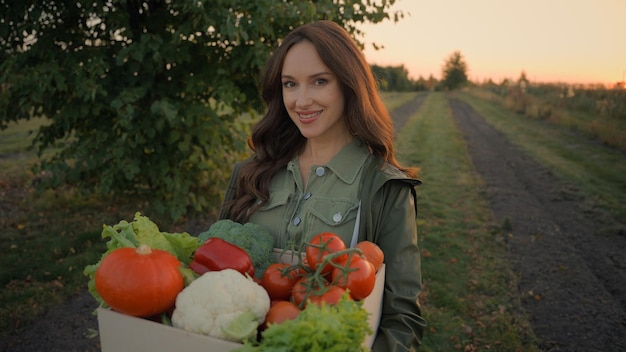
[332, 212, 342, 223]
[304, 192, 312, 200]
[315, 167, 325, 176]
[293, 216, 301, 225]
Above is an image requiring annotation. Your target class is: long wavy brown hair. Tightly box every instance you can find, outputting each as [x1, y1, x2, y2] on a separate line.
[225, 20, 418, 223]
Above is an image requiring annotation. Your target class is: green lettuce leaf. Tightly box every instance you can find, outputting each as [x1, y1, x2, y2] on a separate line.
[236, 294, 371, 352]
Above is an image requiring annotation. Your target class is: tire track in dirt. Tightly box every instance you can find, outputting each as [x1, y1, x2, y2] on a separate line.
[448, 97, 626, 352]
[390, 92, 427, 137]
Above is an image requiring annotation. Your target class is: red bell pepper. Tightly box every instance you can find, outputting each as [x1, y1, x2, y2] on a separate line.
[189, 238, 255, 277]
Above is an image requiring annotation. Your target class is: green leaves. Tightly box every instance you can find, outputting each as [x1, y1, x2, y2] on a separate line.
[237, 294, 371, 352]
[441, 51, 469, 91]
[0, 0, 402, 220]
[150, 100, 178, 122]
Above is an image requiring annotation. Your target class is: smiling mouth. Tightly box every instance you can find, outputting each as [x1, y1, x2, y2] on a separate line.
[298, 111, 321, 119]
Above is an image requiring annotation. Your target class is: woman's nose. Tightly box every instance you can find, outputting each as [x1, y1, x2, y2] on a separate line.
[295, 87, 313, 107]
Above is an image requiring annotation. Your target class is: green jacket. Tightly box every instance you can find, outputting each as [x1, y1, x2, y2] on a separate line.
[220, 155, 426, 351]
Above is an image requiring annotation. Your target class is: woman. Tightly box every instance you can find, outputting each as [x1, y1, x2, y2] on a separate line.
[220, 20, 426, 351]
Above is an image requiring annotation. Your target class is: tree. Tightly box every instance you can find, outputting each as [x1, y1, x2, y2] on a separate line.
[440, 51, 468, 90]
[0, 0, 402, 220]
[517, 70, 530, 92]
[426, 74, 439, 91]
[371, 64, 413, 91]
[386, 65, 412, 91]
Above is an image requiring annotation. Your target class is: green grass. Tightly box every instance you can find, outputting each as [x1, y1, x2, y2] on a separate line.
[458, 91, 626, 228]
[0, 187, 134, 337]
[468, 87, 626, 151]
[380, 91, 420, 111]
[0, 117, 51, 180]
[0, 117, 50, 154]
[395, 92, 538, 351]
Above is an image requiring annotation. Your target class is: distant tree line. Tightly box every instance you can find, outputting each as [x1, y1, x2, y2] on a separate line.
[371, 64, 416, 91]
[371, 51, 470, 92]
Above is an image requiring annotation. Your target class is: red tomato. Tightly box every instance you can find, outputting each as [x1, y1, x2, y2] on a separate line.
[291, 277, 311, 307]
[263, 300, 300, 328]
[309, 285, 349, 306]
[261, 263, 298, 301]
[332, 254, 376, 301]
[305, 232, 347, 275]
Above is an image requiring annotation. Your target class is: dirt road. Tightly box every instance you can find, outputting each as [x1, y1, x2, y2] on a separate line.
[2, 93, 625, 352]
[449, 97, 626, 351]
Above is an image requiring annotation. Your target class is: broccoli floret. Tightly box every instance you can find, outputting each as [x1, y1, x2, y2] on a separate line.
[198, 220, 276, 277]
[198, 219, 238, 241]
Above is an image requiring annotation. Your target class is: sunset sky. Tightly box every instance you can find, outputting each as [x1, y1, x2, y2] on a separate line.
[358, 0, 625, 85]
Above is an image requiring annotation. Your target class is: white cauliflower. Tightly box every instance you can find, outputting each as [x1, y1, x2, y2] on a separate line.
[171, 268, 270, 343]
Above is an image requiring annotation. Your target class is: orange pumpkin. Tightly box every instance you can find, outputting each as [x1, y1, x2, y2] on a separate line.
[95, 244, 184, 317]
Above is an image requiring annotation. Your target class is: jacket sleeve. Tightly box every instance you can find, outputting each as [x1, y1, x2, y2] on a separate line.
[369, 180, 426, 352]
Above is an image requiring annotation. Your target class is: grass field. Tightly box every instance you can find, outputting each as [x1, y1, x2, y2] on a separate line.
[466, 87, 626, 151]
[458, 90, 626, 228]
[0, 117, 50, 179]
[381, 91, 420, 110]
[394, 92, 538, 351]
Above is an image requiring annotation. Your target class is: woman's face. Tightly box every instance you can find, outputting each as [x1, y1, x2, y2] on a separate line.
[281, 40, 348, 142]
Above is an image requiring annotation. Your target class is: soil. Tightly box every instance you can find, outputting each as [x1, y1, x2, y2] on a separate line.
[2, 94, 625, 352]
[449, 97, 626, 351]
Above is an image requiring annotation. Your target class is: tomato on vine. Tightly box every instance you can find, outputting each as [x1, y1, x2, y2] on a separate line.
[261, 263, 299, 301]
[332, 254, 376, 301]
[291, 276, 313, 307]
[309, 285, 349, 306]
[305, 232, 347, 275]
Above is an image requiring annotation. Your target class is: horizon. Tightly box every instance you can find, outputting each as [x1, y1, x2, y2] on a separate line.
[358, 0, 625, 86]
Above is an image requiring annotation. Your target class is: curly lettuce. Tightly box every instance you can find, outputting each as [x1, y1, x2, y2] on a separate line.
[236, 294, 371, 352]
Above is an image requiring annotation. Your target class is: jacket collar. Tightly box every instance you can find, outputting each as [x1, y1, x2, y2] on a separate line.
[325, 139, 371, 185]
[287, 139, 371, 186]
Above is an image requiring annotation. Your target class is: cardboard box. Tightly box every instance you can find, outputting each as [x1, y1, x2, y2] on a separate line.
[98, 249, 385, 351]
